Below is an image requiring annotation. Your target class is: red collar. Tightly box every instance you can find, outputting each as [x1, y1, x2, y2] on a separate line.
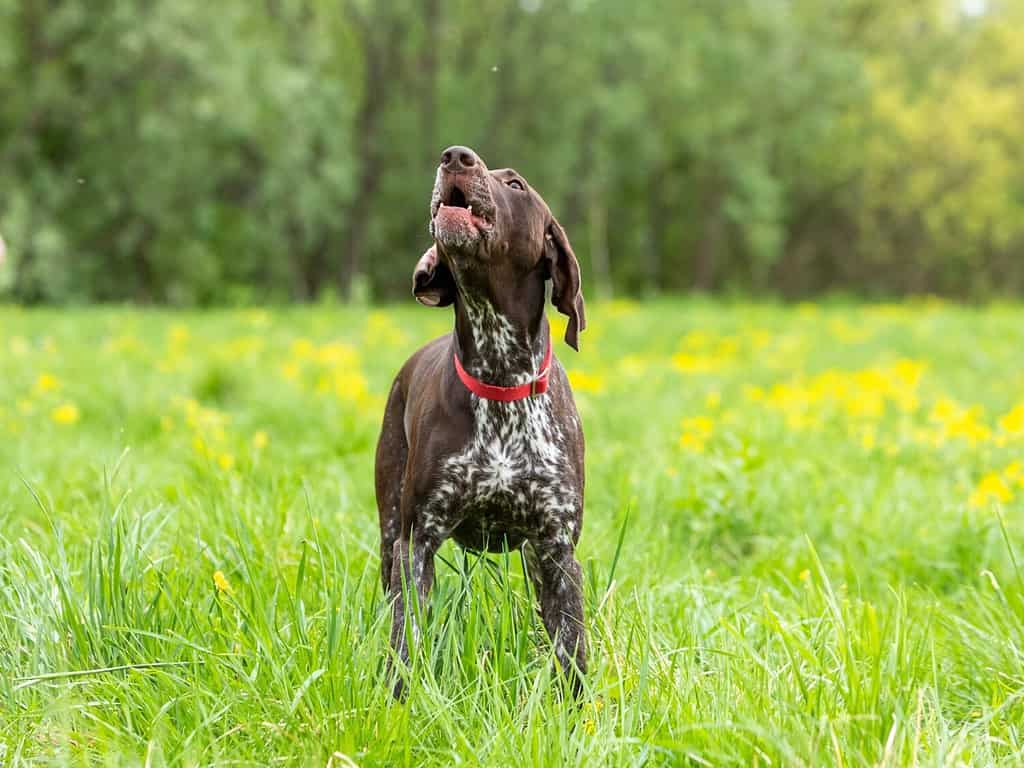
[453, 341, 552, 401]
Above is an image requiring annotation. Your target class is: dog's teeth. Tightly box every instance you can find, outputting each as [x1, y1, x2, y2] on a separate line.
[468, 205, 473, 214]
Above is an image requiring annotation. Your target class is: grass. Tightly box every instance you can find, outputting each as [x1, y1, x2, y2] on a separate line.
[1, 298, 1023, 766]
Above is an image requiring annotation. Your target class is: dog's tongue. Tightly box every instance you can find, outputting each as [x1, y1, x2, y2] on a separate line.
[436, 205, 474, 227]
[434, 204, 481, 245]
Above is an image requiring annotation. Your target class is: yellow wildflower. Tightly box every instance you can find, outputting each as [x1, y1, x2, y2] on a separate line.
[705, 391, 722, 410]
[330, 371, 369, 402]
[969, 473, 1013, 508]
[290, 338, 315, 358]
[217, 453, 235, 471]
[679, 416, 714, 453]
[999, 403, 1024, 435]
[672, 351, 734, 374]
[51, 403, 80, 425]
[568, 370, 606, 393]
[681, 416, 714, 437]
[168, 324, 190, 346]
[679, 433, 706, 453]
[893, 359, 926, 389]
[213, 570, 234, 595]
[799, 569, 811, 581]
[35, 373, 60, 394]
[252, 430, 269, 450]
[930, 398, 992, 445]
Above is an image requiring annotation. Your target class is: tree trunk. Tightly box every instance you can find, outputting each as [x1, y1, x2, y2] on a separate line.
[694, 180, 724, 292]
[588, 191, 612, 300]
[338, 8, 405, 299]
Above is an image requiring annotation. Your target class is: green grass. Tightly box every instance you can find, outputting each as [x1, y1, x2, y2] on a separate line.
[2, 299, 1024, 766]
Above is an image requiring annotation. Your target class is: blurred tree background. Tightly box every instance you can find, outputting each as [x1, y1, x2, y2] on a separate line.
[0, 0, 1021, 304]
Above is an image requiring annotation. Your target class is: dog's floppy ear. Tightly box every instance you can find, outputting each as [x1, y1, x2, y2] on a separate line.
[412, 245, 456, 307]
[544, 218, 586, 350]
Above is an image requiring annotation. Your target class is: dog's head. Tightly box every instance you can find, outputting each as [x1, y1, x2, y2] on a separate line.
[413, 145, 586, 350]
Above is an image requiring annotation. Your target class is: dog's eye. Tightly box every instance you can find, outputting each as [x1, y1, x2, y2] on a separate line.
[505, 179, 525, 191]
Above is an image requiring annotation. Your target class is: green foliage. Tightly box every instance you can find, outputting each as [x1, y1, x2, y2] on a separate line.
[0, 1, 1022, 303]
[2, 300, 1024, 763]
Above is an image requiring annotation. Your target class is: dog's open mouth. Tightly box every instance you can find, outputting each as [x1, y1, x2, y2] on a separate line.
[430, 175, 494, 244]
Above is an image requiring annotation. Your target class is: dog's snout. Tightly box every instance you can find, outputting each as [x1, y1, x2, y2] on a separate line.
[440, 146, 478, 172]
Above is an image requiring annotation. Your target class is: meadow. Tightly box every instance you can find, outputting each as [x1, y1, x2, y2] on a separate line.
[1, 299, 1023, 766]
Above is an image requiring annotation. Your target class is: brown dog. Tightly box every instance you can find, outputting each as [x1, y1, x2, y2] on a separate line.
[375, 145, 587, 697]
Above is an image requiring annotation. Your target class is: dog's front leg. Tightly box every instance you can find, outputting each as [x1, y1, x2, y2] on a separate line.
[387, 528, 441, 698]
[532, 540, 587, 696]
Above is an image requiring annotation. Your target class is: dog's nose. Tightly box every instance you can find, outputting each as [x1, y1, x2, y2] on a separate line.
[440, 146, 479, 172]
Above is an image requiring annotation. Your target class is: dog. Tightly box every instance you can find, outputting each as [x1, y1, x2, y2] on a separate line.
[375, 145, 588, 697]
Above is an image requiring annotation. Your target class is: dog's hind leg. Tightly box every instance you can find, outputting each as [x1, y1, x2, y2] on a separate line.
[521, 540, 546, 604]
[375, 379, 408, 593]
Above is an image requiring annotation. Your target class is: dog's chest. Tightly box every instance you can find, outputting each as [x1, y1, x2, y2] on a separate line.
[433, 396, 577, 532]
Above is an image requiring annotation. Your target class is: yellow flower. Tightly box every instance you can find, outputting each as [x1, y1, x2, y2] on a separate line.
[568, 370, 606, 394]
[681, 416, 714, 436]
[213, 570, 234, 595]
[328, 371, 369, 402]
[290, 338, 315, 358]
[168, 324, 190, 346]
[679, 433, 706, 453]
[799, 569, 811, 581]
[581, 698, 603, 734]
[929, 398, 960, 423]
[705, 391, 722, 410]
[252, 430, 269, 450]
[217, 453, 235, 471]
[671, 351, 733, 374]
[35, 373, 60, 394]
[893, 359, 926, 389]
[51, 403, 80, 425]
[679, 416, 714, 453]
[930, 398, 992, 445]
[969, 473, 1013, 508]
[999, 403, 1024, 435]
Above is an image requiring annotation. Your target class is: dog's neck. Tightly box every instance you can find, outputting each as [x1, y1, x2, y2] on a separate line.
[451, 276, 548, 388]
